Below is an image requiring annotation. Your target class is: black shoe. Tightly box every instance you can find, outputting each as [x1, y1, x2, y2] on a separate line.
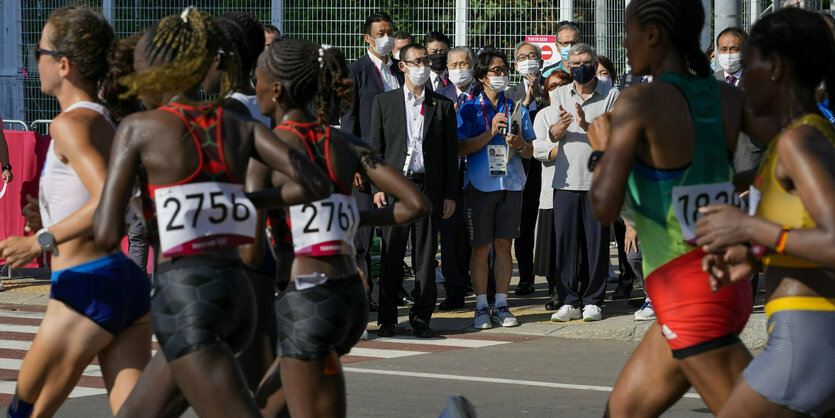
[368, 296, 379, 312]
[545, 300, 563, 311]
[377, 324, 396, 337]
[397, 290, 415, 306]
[411, 319, 433, 338]
[515, 282, 535, 296]
[439, 297, 465, 311]
[611, 282, 633, 300]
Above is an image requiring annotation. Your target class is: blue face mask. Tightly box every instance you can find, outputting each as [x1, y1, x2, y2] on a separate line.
[560, 45, 572, 62]
[570, 64, 596, 85]
[710, 60, 716, 72]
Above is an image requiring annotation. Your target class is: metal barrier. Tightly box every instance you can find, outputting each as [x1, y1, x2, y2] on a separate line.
[29, 120, 52, 135]
[2, 120, 29, 131]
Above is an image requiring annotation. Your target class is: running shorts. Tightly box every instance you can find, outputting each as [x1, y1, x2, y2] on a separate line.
[645, 249, 752, 358]
[275, 274, 368, 361]
[744, 297, 835, 417]
[50, 252, 150, 335]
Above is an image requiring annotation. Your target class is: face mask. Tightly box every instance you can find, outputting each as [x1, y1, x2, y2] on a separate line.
[710, 59, 716, 72]
[560, 45, 572, 62]
[448, 69, 473, 88]
[597, 76, 612, 87]
[407, 65, 431, 86]
[570, 64, 596, 85]
[717, 53, 742, 74]
[371, 35, 394, 56]
[517, 60, 540, 76]
[488, 76, 509, 92]
[392, 50, 400, 61]
[428, 53, 448, 72]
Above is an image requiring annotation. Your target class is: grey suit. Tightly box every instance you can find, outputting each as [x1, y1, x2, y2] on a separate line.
[715, 70, 765, 173]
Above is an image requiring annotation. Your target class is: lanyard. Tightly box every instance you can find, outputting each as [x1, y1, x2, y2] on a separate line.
[479, 93, 509, 133]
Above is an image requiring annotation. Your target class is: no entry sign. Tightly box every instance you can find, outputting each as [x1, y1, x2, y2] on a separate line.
[525, 35, 559, 67]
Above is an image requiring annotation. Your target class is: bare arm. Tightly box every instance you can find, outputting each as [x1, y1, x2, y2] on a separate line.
[239, 159, 270, 268]
[94, 118, 141, 251]
[356, 145, 430, 227]
[532, 111, 557, 162]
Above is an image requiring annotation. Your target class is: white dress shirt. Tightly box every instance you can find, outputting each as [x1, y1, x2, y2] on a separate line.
[430, 69, 449, 91]
[723, 69, 743, 86]
[368, 51, 400, 92]
[404, 87, 426, 173]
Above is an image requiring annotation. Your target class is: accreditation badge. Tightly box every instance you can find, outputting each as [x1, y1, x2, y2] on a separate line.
[487, 144, 508, 176]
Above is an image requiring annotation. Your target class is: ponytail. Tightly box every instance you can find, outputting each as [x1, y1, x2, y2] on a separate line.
[102, 34, 141, 122]
[316, 46, 352, 125]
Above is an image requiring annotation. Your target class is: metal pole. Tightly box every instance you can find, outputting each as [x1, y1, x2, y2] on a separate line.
[0, 0, 24, 121]
[750, 0, 760, 26]
[773, 0, 781, 12]
[272, 0, 284, 34]
[715, 0, 741, 44]
[455, 0, 467, 47]
[559, 0, 574, 22]
[595, 0, 608, 58]
[701, 0, 711, 50]
[102, 0, 114, 24]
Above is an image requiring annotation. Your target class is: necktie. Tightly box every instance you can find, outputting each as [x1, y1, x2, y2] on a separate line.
[726, 75, 737, 86]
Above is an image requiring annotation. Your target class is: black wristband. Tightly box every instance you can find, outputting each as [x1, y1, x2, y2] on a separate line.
[1, 163, 10, 172]
[587, 150, 604, 171]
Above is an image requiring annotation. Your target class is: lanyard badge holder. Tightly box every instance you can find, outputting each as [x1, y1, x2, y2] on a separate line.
[481, 95, 510, 176]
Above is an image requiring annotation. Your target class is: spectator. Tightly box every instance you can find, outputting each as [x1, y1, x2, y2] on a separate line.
[715, 27, 764, 174]
[371, 43, 458, 338]
[596, 55, 616, 88]
[263, 23, 280, 49]
[393, 30, 414, 60]
[437, 46, 479, 311]
[424, 31, 452, 92]
[458, 48, 536, 329]
[705, 40, 715, 72]
[544, 43, 619, 322]
[542, 21, 581, 77]
[532, 71, 571, 309]
[0, 116, 11, 183]
[506, 41, 546, 296]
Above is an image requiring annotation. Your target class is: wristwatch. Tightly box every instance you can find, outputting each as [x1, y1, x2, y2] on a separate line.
[587, 150, 605, 171]
[37, 228, 59, 256]
[1, 163, 10, 172]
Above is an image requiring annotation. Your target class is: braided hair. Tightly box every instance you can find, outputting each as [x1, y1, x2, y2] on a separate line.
[216, 12, 264, 84]
[120, 7, 239, 103]
[748, 8, 835, 112]
[627, 0, 711, 77]
[102, 34, 141, 122]
[261, 38, 352, 125]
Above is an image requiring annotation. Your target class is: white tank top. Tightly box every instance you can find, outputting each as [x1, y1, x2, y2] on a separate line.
[228, 92, 272, 127]
[39, 101, 114, 227]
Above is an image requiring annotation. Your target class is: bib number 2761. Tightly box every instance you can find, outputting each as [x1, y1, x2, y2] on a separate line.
[672, 182, 744, 243]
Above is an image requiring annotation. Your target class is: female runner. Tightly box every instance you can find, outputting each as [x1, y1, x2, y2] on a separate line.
[695, 9, 835, 417]
[92, 8, 331, 417]
[585, 0, 776, 415]
[0, 6, 150, 417]
[252, 38, 429, 417]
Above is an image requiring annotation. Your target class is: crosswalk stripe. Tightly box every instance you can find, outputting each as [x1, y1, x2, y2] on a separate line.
[347, 348, 426, 358]
[0, 360, 101, 377]
[0, 381, 106, 398]
[0, 324, 40, 334]
[370, 336, 510, 348]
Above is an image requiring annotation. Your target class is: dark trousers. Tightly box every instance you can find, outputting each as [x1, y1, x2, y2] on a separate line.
[127, 217, 148, 272]
[440, 190, 471, 299]
[515, 159, 541, 285]
[353, 187, 374, 293]
[553, 189, 608, 306]
[378, 181, 439, 325]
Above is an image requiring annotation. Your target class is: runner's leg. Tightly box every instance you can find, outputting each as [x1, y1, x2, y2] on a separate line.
[97, 313, 152, 414]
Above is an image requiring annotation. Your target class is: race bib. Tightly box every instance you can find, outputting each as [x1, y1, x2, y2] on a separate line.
[154, 182, 256, 257]
[672, 182, 743, 243]
[748, 185, 762, 216]
[487, 144, 507, 176]
[289, 193, 359, 256]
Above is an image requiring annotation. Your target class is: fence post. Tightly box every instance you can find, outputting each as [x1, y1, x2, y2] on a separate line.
[102, 0, 114, 24]
[715, 0, 741, 44]
[750, 0, 761, 25]
[0, 0, 24, 122]
[701, 0, 711, 50]
[595, 0, 608, 58]
[272, 0, 284, 34]
[559, 0, 574, 22]
[455, 0, 467, 47]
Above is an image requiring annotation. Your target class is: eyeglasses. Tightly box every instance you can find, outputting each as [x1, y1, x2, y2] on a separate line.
[487, 66, 509, 75]
[33, 45, 59, 60]
[403, 58, 430, 67]
[556, 40, 578, 48]
[516, 53, 540, 62]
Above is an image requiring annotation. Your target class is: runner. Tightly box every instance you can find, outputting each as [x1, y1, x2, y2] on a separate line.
[92, 8, 332, 417]
[694, 9, 835, 417]
[252, 38, 430, 417]
[0, 7, 150, 417]
[584, 0, 777, 415]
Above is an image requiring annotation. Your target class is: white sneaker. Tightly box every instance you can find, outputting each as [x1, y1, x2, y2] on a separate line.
[435, 266, 445, 284]
[491, 306, 518, 327]
[551, 305, 581, 322]
[582, 305, 603, 322]
[634, 299, 656, 321]
[360, 330, 369, 340]
[473, 307, 492, 329]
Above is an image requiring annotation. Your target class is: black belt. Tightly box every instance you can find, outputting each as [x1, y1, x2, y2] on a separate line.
[405, 171, 425, 181]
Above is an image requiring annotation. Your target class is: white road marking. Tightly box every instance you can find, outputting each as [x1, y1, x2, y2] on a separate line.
[0, 324, 40, 334]
[370, 336, 510, 348]
[347, 348, 426, 358]
[0, 359, 101, 377]
[0, 380, 106, 398]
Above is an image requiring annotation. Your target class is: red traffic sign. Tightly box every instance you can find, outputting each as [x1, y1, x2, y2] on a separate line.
[541, 45, 553, 60]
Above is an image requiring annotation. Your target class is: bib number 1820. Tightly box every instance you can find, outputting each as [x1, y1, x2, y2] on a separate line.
[672, 182, 744, 242]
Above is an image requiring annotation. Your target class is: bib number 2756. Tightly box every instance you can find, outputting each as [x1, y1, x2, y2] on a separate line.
[672, 182, 744, 243]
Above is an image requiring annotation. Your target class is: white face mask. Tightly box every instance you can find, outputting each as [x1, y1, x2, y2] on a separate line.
[371, 35, 394, 57]
[392, 50, 400, 61]
[717, 53, 742, 74]
[597, 76, 612, 87]
[488, 76, 509, 92]
[448, 69, 473, 88]
[406, 65, 431, 86]
[517, 60, 540, 76]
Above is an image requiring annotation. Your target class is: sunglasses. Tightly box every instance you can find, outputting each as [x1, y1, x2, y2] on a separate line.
[33, 46, 60, 60]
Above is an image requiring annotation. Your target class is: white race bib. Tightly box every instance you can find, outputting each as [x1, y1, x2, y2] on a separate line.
[154, 182, 256, 257]
[289, 193, 359, 256]
[672, 182, 743, 243]
[748, 185, 762, 216]
[487, 144, 507, 176]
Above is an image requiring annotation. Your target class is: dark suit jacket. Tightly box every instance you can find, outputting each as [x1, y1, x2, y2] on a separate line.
[714, 70, 765, 173]
[506, 78, 544, 120]
[341, 54, 405, 143]
[369, 87, 459, 211]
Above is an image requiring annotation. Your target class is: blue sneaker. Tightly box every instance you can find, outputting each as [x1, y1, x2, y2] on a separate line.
[474, 307, 492, 329]
[491, 305, 518, 327]
[634, 298, 656, 321]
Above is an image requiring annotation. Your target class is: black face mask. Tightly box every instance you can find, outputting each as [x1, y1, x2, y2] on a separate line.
[428, 53, 448, 72]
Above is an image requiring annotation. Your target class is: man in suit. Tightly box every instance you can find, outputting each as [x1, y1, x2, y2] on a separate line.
[341, 12, 405, 308]
[714, 26, 764, 173]
[392, 31, 414, 61]
[425, 32, 452, 93]
[370, 43, 459, 338]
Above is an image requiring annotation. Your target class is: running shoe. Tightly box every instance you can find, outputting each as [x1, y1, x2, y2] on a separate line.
[634, 299, 656, 321]
[551, 305, 581, 322]
[582, 305, 603, 322]
[360, 330, 369, 340]
[473, 307, 492, 329]
[491, 305, 518, 327]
